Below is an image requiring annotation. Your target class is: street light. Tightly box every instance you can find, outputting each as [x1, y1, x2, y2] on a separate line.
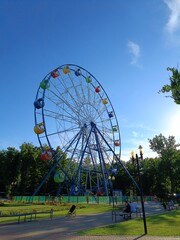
[108, 175, 115, 207]
[109, 176, 115, 181]
[130, 145, 147, 235]
[138, 145, 143, 158]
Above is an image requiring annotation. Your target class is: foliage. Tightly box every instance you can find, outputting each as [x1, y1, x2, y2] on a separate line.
[148, 133, 179, 156]
[0, 133, 180, 199]
[159, 67, 180, 104]
[0, 143, 70, 197]
[140, 158, 160, 195]
[148, 134, 180, 198]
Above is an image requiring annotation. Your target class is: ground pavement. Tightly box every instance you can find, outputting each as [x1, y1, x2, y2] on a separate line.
[0, 202, 179, 240]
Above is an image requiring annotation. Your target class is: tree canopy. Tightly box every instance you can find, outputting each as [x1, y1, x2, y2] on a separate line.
[159, 67, 180, 104]
[148, 133, 180, 157]
[0, 134, 179, 200]
[148, 134, 180, 198]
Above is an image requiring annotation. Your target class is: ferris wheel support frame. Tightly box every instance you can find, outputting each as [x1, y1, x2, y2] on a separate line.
[94, 124, 143, 195]
[92, 122, 109, 196]
[69, 123, 94, 195]
[32, 128, 83, 197]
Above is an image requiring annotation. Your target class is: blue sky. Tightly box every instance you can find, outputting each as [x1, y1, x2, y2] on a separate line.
[0, 0, 180, 161]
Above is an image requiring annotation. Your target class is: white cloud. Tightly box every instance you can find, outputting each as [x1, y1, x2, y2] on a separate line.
[164, 0, 180, 34]
[120, 120, 160, 161]
[127, 41, 141, 66]
[132, 131, 138, 137]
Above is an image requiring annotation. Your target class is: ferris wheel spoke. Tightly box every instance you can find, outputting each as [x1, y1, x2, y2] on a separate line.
[95, 105, 108, 118]
[77, 76, 87, 102]
[57, 104, 79, 123]
[68, 71, 82, 100]
[43, 126, 80, 138]
[57, 71, 89, 110]
[46, 88, 80, 117]
[95, 117, 111, 126]
[43, 108, 79, 126]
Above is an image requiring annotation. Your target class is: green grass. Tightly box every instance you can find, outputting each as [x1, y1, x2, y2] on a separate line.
[78, 210, 180, 236]
[2, 201, 179, 236]
[0, 201, 114, 223]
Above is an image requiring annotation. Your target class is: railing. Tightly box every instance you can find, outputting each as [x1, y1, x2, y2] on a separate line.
[0, 209, 53, 224]
[13, 195, 155, 204]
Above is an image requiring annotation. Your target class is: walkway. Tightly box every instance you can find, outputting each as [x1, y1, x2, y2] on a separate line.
[0, 202, 179, 240]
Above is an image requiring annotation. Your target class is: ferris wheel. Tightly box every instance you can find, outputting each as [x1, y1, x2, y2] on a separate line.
[33, 64, 121, 196]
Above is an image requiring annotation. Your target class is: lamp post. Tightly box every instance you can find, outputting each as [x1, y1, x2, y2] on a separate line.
[130, 145, 147, 234]
[108, 175, 115, 207]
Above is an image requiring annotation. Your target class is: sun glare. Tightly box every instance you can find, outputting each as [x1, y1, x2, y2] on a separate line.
[167, 111, 180, 138]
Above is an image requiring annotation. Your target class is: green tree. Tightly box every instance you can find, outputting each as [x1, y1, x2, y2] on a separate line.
[148, 134, 180, 198]
[18, 143, 43, 195]
[149, 134, 179, 156]
[113, 160, 134, 196]
[159, 67, 180, 104]
[1, 147, 20, 197]
[140, 157, 160, 196]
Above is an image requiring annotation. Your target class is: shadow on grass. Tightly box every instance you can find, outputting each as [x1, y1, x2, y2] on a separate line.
[78, 210, 180, 236]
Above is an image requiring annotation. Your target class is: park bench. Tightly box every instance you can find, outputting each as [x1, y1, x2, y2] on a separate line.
[112, 208, 141, 222]
[166, 203, 179, 211]
[0, 209, 53, 224]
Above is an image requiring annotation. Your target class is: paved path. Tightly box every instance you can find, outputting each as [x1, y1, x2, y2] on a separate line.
[0, 202, 179, 240]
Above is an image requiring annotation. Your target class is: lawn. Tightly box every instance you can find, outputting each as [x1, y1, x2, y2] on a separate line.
[0, 201, 114, 223]
[1, 201, 180, 236]
[78, 210, 180, 236]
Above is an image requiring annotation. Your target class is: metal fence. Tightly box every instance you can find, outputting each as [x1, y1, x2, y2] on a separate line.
[13, 195, 154, 204]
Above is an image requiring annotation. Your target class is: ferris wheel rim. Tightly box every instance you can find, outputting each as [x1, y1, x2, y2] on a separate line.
[34, 64, 121, 162]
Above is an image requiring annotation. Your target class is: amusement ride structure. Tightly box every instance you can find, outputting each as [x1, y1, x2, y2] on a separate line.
[33, 64, 121, 197]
